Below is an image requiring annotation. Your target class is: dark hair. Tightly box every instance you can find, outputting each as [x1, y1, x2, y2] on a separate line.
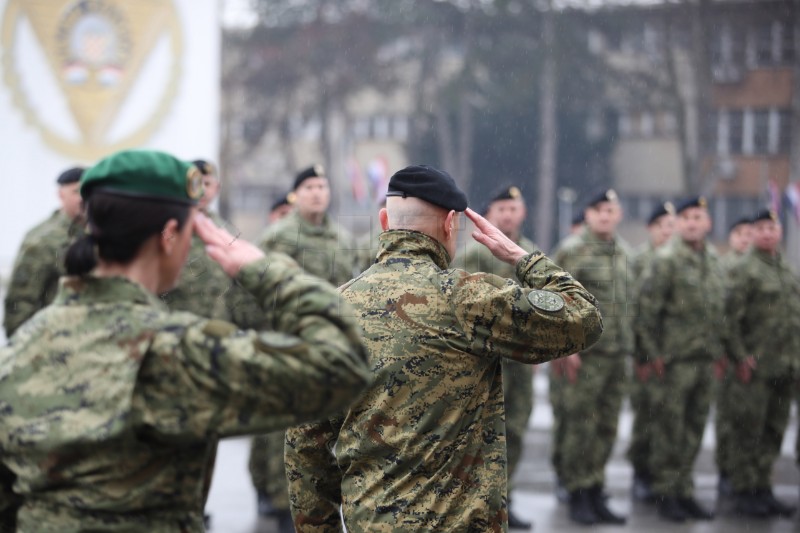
[65, 191, 191, 276]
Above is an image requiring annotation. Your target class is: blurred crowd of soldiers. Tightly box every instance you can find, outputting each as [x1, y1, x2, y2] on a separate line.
[3, 159, 800, 532]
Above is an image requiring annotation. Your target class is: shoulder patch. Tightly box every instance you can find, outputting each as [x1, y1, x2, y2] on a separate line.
[202, 319, 239, 338]
[527, 289, 565, 312]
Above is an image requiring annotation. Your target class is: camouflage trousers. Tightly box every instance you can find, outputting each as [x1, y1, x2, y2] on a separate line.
[248, 431, 290, 509]
[648, 360, 712, 498]
[626, 376, 655, 475]
[503, 359, 534, 493]
[714, 362, 735, 476]
[718, 373, 793, 492]
[548, 365, 565, 481]
[551, 355, 626, 492]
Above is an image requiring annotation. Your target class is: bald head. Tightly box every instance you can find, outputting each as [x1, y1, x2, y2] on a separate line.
[380, 196, 459, 261]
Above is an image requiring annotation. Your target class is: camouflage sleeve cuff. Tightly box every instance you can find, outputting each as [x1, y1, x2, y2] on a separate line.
[514, 249, 557, 289]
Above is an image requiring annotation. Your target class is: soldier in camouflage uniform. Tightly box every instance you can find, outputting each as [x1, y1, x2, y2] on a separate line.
[628, 201, 675, 502]
[635, 196, 724, 522]
[257, 166, 359, 529]
[284, 165, 603, 532]
[719, 209, 799, 518]
[460, 185, 536, 530]
[0, 150, 370, 533]
[260, 165, 358, 286]
[714, 215, 752, 497]
[3, 167, 85, 338]
[549, 189, 632, 525]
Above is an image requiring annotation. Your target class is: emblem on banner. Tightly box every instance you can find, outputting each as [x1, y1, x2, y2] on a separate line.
[1, 0, 183, 161]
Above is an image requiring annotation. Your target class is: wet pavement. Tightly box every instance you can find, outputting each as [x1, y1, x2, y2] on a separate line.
[206, 370, 800, 532]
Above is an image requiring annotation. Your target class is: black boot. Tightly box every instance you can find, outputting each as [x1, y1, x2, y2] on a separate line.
[757, 488, 796, 518]
[569, 489, 599, 525]
[257, 491, 276, 517]
[275, 509, 295, 533]
[678, 496, 714, 520]
[717, 472, 733, 498]
[507, 508, 532, 530]
[632, 471, 655, 503]
[203, 513, 212, 529]
[733, 490, 771, 518]
[657, 496, 687, 522]
[555, 477, 569, 504]
[589, 485, 626, 524]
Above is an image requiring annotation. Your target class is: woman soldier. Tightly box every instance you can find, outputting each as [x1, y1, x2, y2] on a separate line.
[0, 150, 370, 532]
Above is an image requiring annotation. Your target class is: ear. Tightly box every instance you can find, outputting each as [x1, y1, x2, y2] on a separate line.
[160, 219, 180, 256]
[379, 208, 389, 231]
[444, 210, 456, 239]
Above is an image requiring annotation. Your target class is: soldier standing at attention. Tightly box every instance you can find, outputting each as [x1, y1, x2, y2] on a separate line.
[260, 165, 358, 286]
[0, 150, 371, 533]
[720, 209, 798, 518]
[549, 189, 632, 525]
[628, 201, 675, 502]
[461, 185, 536, 530]
[3, 167, 85, 337]
[284, 165, 603, 532]
[635, 196, 724, 522]
[714, 215, 753, 497]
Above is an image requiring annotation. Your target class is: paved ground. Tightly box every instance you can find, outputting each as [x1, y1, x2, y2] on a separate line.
[206, 370, 800, 532]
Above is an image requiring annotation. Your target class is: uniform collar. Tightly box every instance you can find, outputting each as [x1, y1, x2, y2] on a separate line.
[752, 247, 781, 265]
[377, 229, 452, 270]
[292, 210, 334, 235]
[54, 275, 167, 309]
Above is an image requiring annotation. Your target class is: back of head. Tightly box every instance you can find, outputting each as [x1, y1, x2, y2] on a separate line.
[65, 150, 202, 276]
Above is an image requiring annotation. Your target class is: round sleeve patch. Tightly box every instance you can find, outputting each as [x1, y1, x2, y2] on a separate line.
[527, 289, 565, 312]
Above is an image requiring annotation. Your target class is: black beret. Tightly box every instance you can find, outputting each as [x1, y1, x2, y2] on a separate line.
[192, 159, 216, 176]
[386, 165, 468, 212]
[675, 195, 707, 214]
[56, 166, 85, 185]
[571, 211, 585, 226]
[728, 215, 753, 232]
[480, 185, 524, 215]
[752, 208, 778, 223]
[293, 164, 326, 190]
[585, 188, 618, 209]
[647, 201, 675, 226]
[270, 192, 295, 212]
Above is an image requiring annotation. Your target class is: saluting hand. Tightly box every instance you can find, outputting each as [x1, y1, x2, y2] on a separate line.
[194, 213, 265, 277]
[466, 208, 528, 265]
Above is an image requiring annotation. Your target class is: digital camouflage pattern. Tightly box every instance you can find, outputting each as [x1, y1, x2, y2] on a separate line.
[549, 228, 632, 492]
[635, 237, 725, 498]
[161, 211, 265, 329]
[3, 210, 82, 337]
[259, 210, 359, 287]
[461, 236, 537, 494]
[719, 249, 800, 492]
[0, 253, 370, 533]
[285, 229, 603, 532]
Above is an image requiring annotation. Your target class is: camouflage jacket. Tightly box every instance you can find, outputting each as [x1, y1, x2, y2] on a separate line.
[0, 254, 370, 533]
[553, 228, 634, 357]
[461, 235, 537, 281]
[724, 249, 800, 376]
[160, 210, 264, 328]
[285, 230, 602, 533]
[3, 210, 82, 338]
[635, 238, 725, 363]
[259, 210, 358, 286]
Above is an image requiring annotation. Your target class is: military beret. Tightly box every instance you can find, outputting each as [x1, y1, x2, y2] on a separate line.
[56, 167, 85, 185]
[585, 188, 618, 209]
[270, 192, 295, 212]
[386, 165, 468, 212]
[675, 195, 707, 214]
[728, 215, 753, 232]
[480, 185, 524, 215]
[293, 164, 326, 190]
[752, 208, 779, 223]
[647, 201, 676, 226]
[192, 159, 216, 177]
[571, 211, 585, 226]
[81, 150, 203, 205]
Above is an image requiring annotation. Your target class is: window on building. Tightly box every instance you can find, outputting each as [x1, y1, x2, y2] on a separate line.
[778, 110, 792, 154]
[752, 110, 770, 154]
[392, 116, 409, 141]
[778, 21, 795, 64]
[728, 110, 744, 154]
[372, 115, 390, 139]
[753, 20, 774, 65]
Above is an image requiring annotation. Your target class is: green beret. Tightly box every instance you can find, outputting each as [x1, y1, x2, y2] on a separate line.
[386, 165, 468, 212]
[675, 196, 707, 214]
[81, 150, 203, 205]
